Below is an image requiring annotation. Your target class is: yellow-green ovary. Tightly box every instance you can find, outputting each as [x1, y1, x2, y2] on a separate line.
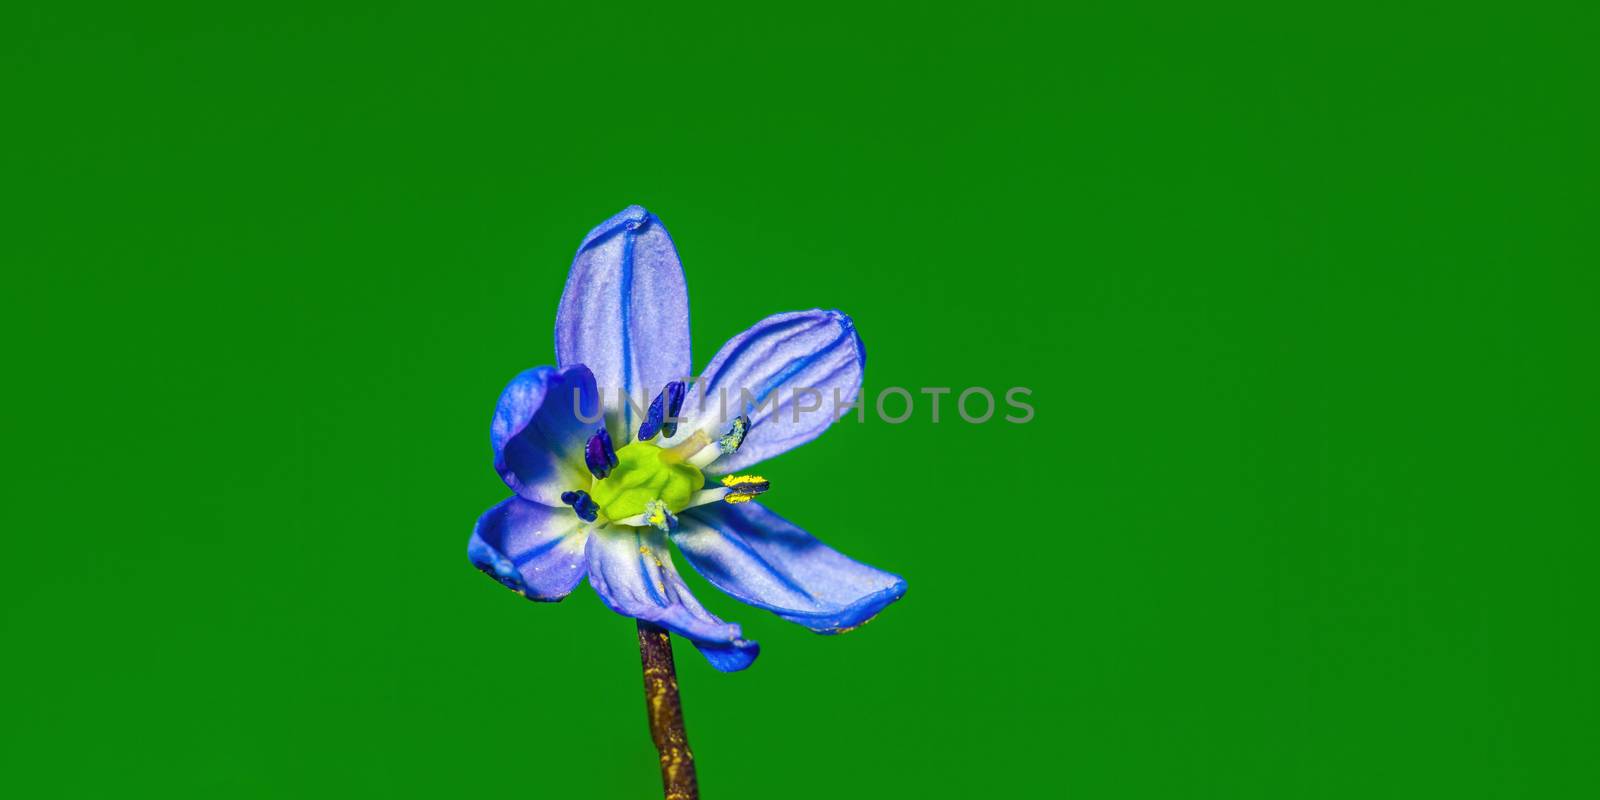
[588, 441, 703, 522]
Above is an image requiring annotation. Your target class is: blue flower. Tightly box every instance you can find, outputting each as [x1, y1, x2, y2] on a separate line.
[469, 206, 906, 672]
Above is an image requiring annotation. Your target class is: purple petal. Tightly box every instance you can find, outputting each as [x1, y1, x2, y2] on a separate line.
[666, 309, 865, 474]
[585, 526, 760, 672]
[468, 496, 589, 601]
[491, 365, 600, 506]
[676, 502, 905, 633]
[555, 206, 692, 442]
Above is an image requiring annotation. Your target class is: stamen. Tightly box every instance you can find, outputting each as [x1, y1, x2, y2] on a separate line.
[683, 487, 731, 507]
[560, 489, 599, 522]
[676, 416, 752, 471]
[720, 474, 770, 504]
[637, 381, 687, 440]
[584, 427, 619, 479]
[660, 381, 687, 438]
[675, 476, 775, 512]
[642, 499, 679, 532]
[613, 498, 683, 530]
[717, 415, 751, 455]
[660, 430, 709, 465]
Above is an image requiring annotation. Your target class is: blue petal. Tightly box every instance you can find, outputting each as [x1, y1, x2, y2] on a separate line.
[692, 637, 761, 673]
[555, 206, 692, 443]
[468, 496, 589, 601]
[665, 309, 865, 474]
[676, 502, 905, 633]
[491, 365, 600, 506]
[585, 526, 760, 672]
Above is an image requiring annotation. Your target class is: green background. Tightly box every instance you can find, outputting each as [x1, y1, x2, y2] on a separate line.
[5, 3, 1595, 797]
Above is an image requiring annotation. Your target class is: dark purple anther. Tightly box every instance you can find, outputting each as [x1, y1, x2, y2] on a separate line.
[560, 489, 600, 522]
[584, 427, 618, 479]
[637, 380, 688, 440]
[660, 380, 687, 438]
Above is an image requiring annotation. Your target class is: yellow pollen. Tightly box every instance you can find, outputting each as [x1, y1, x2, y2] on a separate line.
[720, 474, 770, 504]
[645, 502, 670, 528]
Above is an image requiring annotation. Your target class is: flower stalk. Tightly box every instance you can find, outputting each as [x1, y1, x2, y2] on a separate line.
[638, 621, 698, 800]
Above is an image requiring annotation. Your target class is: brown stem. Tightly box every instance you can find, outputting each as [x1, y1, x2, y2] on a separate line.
[637, 621, 699, 800]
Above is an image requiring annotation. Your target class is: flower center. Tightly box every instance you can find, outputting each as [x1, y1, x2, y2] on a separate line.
[588, 440, 704, 522]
